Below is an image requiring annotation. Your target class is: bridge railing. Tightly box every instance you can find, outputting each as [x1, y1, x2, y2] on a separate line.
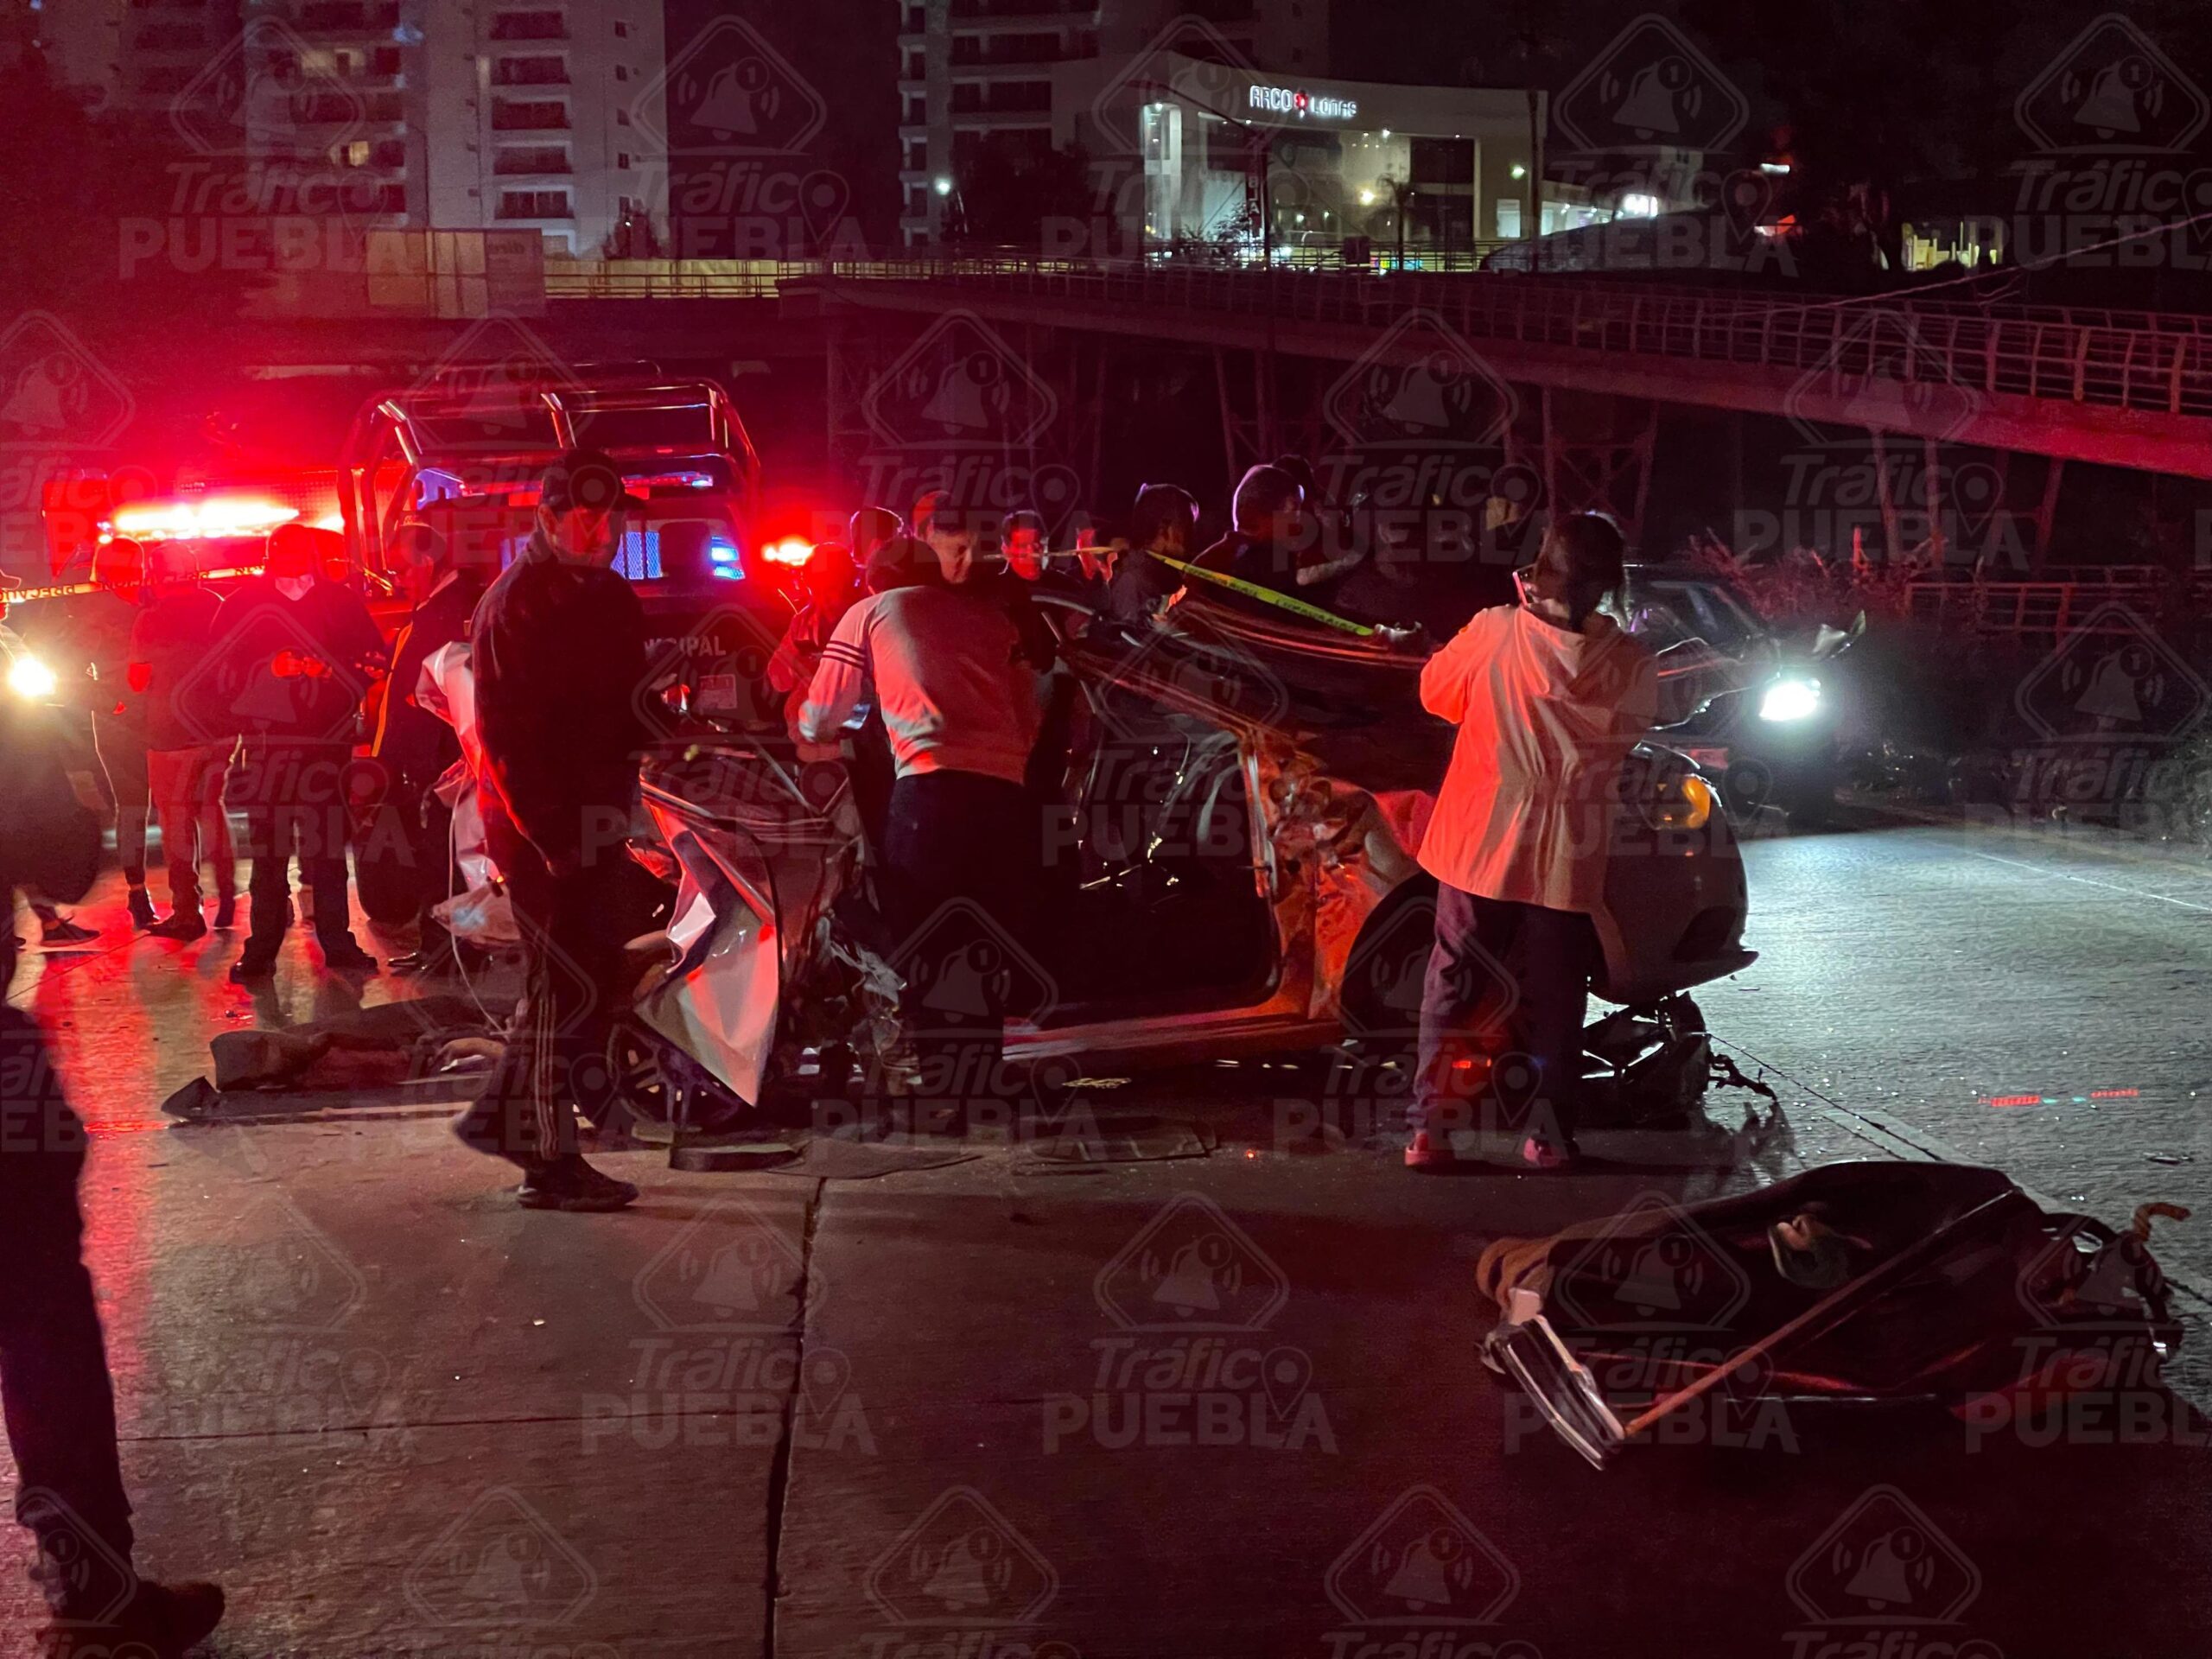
[546, 253, 2212, 423]
[874, 262, 2212, 423]
[1904, 575, 2211, 638]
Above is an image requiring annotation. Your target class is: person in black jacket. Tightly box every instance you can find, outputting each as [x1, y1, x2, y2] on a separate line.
[451, 450, 646, 1212]
[1192, 463, 1310, 601]
[375, 523, 487, 977]
[0, 700, 225, 1658]
[213, 523, 388, 982]
[1102, 483, 1200, 631]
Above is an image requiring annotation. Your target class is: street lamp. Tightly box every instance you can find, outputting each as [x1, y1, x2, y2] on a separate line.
[1127, 78, 1279, 270]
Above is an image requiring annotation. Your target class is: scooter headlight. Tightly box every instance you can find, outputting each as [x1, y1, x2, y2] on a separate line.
[7, 653, 58, 702]
[1758, 677, 1821, 722]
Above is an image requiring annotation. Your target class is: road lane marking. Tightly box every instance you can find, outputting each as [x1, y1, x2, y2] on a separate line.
[1963, 849, 2212, 914]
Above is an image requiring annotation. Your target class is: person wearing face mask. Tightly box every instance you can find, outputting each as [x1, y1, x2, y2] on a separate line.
[1408, 512, 1656, 1173]
[213, 521, 388, 982]
[798, 489, 1051, 1123]
[451, 449, 647, 1213]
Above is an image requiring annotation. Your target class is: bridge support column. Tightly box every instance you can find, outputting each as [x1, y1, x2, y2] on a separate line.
[1215, 347, 1285, 476]
[1516, 387, 1660, 550]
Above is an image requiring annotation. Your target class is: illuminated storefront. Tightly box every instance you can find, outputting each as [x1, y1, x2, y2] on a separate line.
[1058, 54, 1599, 264]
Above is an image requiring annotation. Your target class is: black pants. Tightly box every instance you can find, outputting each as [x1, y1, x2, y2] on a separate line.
[235, 741, 357, 954]
[416, 786, 458, 951]
[1414, 883, 1597, 1145]
[454, 811, 634, 1171]
[0, 1011, 135, 1612]
[880, 771, 1039, 1103]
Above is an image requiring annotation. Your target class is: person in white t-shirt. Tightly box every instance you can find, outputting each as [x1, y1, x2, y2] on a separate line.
[1408, 512, 1656, 1172]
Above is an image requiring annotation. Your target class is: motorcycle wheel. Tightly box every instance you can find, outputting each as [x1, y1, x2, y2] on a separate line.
[1580, 995, 1710, 1128]
[596, 1021, 677, 1143]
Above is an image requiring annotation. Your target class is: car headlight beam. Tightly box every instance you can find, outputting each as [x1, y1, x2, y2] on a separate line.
[7, 653, 58, 702]
[1758, 677, 1821, 722]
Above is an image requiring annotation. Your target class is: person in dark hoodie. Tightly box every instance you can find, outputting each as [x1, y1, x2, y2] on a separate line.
[1102, 482, 1200, 631]
[1408, 512, 1656, 1173]
[452, 450, 646, 1212]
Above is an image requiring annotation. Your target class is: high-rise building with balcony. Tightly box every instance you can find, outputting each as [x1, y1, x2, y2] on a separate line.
[414, 2, 667, 256]
[896, 0, 1330, 249]
[43, 0, 664, 256]
[50, 0, 241, 115]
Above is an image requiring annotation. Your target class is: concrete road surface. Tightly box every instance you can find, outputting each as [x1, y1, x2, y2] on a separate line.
[1, 815, 2207, 1657]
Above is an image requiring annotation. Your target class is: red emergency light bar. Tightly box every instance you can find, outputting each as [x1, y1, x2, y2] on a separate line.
[111, 497, 302, 539]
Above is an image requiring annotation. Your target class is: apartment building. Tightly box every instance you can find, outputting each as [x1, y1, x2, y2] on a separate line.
[895, 0, 1331, 248]
[43, 0, 664, 255]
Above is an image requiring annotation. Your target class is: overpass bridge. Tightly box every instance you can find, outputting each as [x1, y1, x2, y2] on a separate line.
[789, 262, 2212, 479]
[759, 258, 2212, 553]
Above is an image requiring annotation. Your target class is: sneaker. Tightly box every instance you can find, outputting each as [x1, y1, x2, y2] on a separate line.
[147, 911, 209, 942]
[321, 938, 378, 975]
[126, 887, 156, 929]
[38, 916, 99, 948]
[228, 950, 277, 983]
[517, 1156, 639, 1212]
[1404, 1128, 1459, 1171]
[41, 1578, 225, 1659]
[213, 896, 236, 930]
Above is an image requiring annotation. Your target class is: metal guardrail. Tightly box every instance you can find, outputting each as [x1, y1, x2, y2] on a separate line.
[1904, 577, 2212, 637]
[545, 255, 2212, 423]
[881, 263, 2212, 422]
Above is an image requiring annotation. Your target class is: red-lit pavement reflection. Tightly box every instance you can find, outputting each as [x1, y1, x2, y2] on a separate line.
[7, 866, 438, 1433]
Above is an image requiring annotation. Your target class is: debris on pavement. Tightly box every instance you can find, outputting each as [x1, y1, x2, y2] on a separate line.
[1478, 1160, 2188, 1467]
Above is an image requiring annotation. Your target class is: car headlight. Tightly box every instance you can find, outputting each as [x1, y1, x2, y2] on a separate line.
[7, 653, 58, 702]
[1758, 677, 1821, 722]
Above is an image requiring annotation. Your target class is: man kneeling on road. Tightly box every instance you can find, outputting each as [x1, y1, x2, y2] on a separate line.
[453, 449, 646, 1212]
